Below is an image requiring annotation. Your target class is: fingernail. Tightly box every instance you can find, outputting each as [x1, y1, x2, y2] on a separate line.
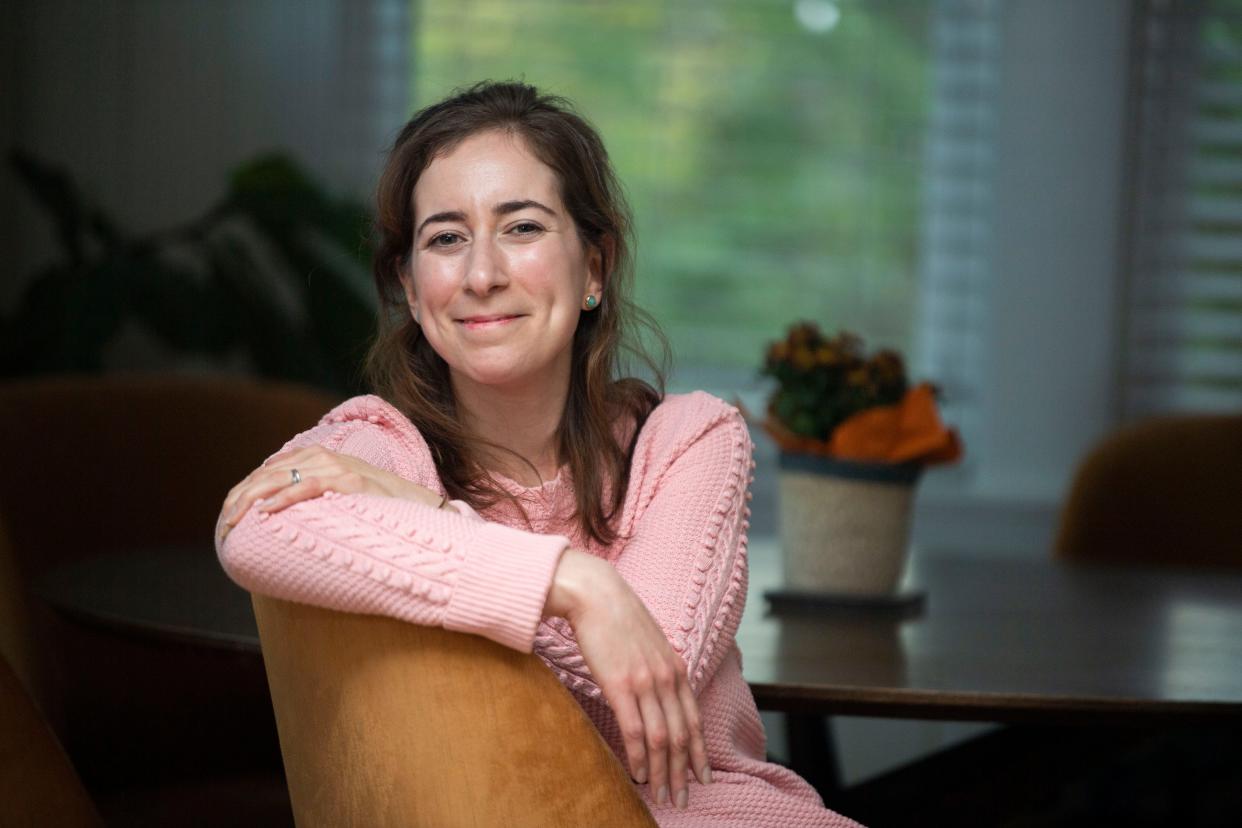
[675, 789, 687, 809]
[702, 765, 713, 784]
[255, 498, 268, 511]
[635, 767, 647, 784]
[657, 785, 668, 805]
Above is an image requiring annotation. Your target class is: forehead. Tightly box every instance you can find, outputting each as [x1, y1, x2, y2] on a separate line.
[413, 130, 562, 216]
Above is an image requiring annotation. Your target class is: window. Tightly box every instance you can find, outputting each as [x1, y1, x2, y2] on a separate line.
[1122, 0, 1242, 417]
[412, 0, 939, 393]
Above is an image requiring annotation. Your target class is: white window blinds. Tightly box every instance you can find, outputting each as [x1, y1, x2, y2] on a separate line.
[1122, 0, 1242, 417]
[913, 0, 1000, 474]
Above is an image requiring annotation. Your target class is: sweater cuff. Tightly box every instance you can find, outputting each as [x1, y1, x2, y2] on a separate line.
[442, 521, 569, 652]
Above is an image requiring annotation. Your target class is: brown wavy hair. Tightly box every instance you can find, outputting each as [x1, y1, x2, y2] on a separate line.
[365, 81, 668, 545]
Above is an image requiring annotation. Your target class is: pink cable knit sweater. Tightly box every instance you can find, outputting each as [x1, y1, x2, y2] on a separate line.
[216, 391, 860, 828]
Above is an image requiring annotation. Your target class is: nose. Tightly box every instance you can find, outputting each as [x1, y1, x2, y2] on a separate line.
[464, 236, 509, 297]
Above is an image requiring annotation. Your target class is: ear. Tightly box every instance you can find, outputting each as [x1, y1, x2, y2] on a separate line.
[586, 237, 610, 299]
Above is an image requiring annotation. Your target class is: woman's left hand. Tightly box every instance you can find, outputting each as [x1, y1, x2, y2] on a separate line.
[218, 445, 441, 540]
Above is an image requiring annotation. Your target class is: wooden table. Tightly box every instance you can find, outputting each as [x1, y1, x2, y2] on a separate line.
[33, 542, 1242, 725]
[740, 541, 1242, 724]
[32, 545, 262, 654]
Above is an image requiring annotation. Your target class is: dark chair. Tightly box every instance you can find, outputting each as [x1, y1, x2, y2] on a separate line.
[0, 373, 338, 581]
[0, 650, 102, 828]
[0, 373, 337, 820]
[1054, 412, 1242, 567]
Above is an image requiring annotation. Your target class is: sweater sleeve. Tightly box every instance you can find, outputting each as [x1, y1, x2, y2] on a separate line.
[534, 396, 753, 696]
[215, 398, 570, 653]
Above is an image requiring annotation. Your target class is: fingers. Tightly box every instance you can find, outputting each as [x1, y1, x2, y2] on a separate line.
[219, 445, 398, 540]
[655, 667, 691, 809]
[559, 567, 709, 809]
[637, 687, 671, 806]
[679, 677, 712, 785]
[218, 473, 290, 539]
[609, 667, 707, 810]
[613, 694, 649, 785]
[219, 448, 326, 538]
[220, 446, 313, 518]
[253, 474, 331, 515]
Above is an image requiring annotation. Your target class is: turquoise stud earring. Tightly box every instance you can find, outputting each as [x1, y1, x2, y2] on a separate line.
[584, 294, 599, 310]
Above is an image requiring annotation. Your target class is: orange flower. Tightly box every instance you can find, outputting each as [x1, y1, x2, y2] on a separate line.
[760, 323, 959, 465]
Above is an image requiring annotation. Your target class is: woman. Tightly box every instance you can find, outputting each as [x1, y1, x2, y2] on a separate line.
[216, 81, 859, 827]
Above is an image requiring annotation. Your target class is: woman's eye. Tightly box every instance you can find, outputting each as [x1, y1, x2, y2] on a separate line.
[430, 232, 462, 247]
[512, 222, 542, 236]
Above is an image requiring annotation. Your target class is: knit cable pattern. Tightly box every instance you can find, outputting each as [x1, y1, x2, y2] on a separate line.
[215, 392, 861, 827]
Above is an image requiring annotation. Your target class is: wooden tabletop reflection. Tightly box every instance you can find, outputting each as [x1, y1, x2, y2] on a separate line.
[33, 544, 262, 653]
[738, 541, 1242, 722]
[33, 541, 1242, 724]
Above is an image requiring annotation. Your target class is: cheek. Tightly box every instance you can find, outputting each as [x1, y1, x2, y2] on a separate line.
[411, 262, 457, 310]
[510, 242, 588, 296]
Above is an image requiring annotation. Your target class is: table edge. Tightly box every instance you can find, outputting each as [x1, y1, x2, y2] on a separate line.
[747, 682, 1242, 724]
[43, 602, 263, 655]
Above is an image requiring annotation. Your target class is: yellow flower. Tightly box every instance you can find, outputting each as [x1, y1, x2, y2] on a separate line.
[792, 345, 816, 371]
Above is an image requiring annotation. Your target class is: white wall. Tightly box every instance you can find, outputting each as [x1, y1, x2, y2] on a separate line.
[912, 0, 1132, 558]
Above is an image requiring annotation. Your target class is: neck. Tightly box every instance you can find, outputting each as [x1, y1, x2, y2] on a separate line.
[451, 369, 569, 486]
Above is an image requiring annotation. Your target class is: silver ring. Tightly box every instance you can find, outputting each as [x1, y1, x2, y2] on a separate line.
[290, 468, 302, 486]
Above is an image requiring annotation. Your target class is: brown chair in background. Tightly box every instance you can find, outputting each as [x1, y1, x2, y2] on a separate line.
[0, 373, 337, 819]
[0, 651, 102, 828]
[1054, 412, 1242, 567]
[252, 595, 657, 828]
[1, 515, 100, 827]
[0, 517, 39, 702]
[0, 373, 338, 583]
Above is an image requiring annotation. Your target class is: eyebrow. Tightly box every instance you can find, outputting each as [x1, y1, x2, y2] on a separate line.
[416, 200, 557, 237]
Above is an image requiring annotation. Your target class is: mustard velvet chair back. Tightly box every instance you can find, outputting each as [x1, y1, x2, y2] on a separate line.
[252, 595, 658, 828]
[1054, 412, 1242, 567]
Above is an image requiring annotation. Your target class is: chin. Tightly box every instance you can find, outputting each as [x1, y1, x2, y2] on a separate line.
[455, 356, 537, 389]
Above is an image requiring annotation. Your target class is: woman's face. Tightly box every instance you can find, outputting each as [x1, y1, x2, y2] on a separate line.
[400, 129, 602, 395]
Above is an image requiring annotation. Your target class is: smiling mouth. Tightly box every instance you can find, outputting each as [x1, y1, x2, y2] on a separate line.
[458, 314, 524, 330]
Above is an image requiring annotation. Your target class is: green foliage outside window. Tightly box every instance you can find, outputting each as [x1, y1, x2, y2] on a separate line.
[414, 0, 931, 376]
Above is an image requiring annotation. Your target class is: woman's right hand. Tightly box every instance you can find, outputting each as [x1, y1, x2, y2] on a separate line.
[544, 549, 711, 809]
[217, 445, 449, 541]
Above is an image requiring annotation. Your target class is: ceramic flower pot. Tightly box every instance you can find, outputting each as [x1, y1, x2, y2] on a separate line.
[778, 452, 922, 595]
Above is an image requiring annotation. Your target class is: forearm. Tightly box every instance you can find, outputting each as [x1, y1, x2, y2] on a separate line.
[219, 491, 566, 651]
[543, 547, 612, 621]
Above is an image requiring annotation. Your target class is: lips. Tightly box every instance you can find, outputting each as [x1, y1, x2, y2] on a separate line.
[457, 314, 524, 330]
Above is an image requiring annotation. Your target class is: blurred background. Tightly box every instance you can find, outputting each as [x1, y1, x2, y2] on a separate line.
[3, 0, 1241, 820]
[8, 0, 1241, 551]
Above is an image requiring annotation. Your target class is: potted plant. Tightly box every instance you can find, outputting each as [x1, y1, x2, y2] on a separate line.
[2, 149, 376, 395]
[761, 322, 961, 597]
